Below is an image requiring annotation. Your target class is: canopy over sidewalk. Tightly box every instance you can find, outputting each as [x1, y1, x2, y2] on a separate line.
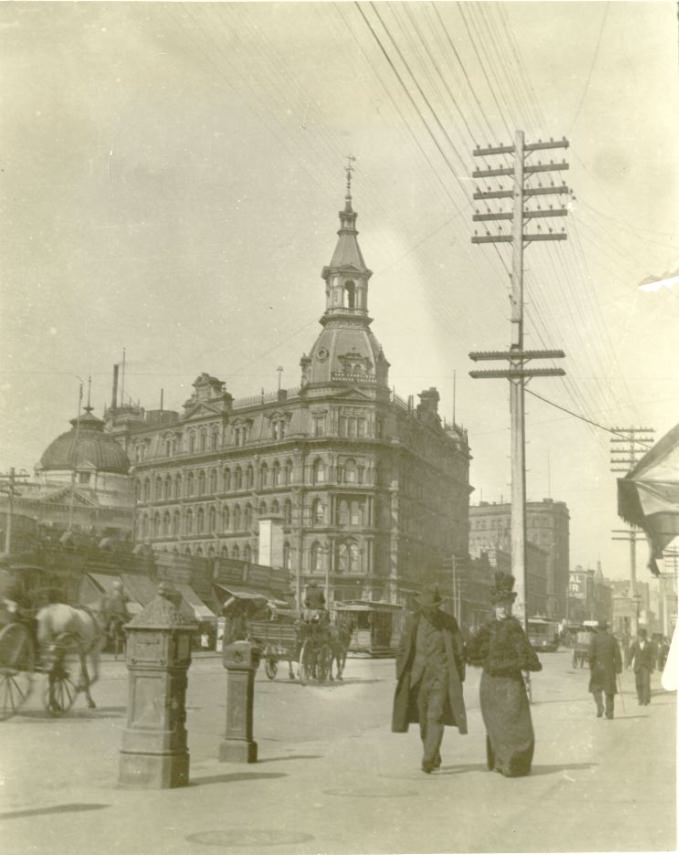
[618, 422, 679, 575]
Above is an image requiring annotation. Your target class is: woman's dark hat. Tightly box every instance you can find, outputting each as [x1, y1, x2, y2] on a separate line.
[415, 585, 442, 609]
[490, 572, 517, 605]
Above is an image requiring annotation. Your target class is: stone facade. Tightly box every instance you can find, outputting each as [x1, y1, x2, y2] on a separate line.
[105, 187, 472, 605]
[469, 498, 570, 619]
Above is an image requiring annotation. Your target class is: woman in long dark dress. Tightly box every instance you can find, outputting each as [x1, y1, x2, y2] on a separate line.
[466, 572, 542, 777]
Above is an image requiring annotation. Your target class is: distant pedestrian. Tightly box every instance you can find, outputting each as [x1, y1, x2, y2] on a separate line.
[588, 619, 622, 719]
[391, 585, 467, 774]
[466, 572, 542, 777]
[628, 627, 654, 705]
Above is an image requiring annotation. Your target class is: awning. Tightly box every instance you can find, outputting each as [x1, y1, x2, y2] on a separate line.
[120, 573, 158, 607]
[87, 572, 122, 595]
[174, 583, 217, 622]
[215, 583, 268, 603]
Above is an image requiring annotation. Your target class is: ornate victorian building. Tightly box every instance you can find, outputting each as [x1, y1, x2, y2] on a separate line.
[106, 182, 472, 604]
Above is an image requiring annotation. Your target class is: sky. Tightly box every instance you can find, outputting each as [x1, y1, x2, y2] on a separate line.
[1, 1, 678, 582]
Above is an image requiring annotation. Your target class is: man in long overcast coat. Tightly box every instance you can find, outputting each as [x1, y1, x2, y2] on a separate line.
[588, 619, 623, 719]
[391, 586, 467, 773]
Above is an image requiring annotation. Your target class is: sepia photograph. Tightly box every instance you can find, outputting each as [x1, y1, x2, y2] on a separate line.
[0, 2, 677, 853]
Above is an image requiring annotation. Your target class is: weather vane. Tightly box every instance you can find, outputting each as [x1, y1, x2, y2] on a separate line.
[345, 154, 356, 200]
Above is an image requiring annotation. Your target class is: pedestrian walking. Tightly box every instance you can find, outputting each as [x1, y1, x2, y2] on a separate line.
[628, 627, 654, 705]
[391, 585, 467, 774]
[588, 619, 622, 719]
[466, 572, 542, 778]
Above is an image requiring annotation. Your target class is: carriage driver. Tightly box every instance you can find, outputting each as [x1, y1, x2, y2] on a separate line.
[301, 584, 329, 626]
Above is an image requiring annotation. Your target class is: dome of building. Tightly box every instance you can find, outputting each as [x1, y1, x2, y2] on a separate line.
[39, 408, 130, 474]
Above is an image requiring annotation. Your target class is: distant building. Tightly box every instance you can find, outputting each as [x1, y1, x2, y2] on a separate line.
[469, 498, 570, 619]
[568, 561, 612, 625]
[104, 184, 473, 605]
[469, 543, 549, 618]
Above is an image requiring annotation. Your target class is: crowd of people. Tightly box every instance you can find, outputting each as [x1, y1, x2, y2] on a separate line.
[391, 572, 670, 777]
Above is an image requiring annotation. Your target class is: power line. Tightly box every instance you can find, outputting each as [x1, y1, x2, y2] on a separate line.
[568, 2, 611, 134]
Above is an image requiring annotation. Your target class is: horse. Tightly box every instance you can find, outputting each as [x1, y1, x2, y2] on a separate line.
[328, 621, 354, 682]
[36, 600, 110, 712]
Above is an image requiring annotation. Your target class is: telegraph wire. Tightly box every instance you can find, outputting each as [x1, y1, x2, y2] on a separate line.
[568, 1, 611, 135]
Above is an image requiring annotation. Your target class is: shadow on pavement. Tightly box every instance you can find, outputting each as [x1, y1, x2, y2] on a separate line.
[0, 803, 109, 821]
[256, 754, 322, 764]
[190, 772, 288, 787]
[437, 761, 597, 777]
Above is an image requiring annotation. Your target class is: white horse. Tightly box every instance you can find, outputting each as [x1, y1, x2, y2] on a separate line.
[36, 601, 109, 711]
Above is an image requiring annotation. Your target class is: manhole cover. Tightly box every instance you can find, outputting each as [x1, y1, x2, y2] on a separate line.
[323, 787, 416, 798]
[186, 830, 314, 847]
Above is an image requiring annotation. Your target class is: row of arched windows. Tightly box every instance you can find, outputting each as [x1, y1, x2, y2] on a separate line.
[137, 499, 295, 540]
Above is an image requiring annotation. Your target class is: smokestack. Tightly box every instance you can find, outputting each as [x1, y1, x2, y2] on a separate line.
[160, 388, 164, 411]
[112, 364, 119, 410]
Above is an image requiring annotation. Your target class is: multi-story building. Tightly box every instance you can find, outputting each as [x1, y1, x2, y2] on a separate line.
[469, 498, 570, 619]
[567, 562, 612, 625]
[105, 183, 472, 605]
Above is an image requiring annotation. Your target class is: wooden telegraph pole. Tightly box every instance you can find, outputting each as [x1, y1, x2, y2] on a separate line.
[469, 131, 570, 629]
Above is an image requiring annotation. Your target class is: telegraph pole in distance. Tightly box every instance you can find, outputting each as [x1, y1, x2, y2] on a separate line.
[610, 426, 655, 636]
[469, 131, 570, 629]
[0, 467, 30, 555]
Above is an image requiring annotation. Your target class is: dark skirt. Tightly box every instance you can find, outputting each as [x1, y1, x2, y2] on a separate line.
[480, 670, 535, 777]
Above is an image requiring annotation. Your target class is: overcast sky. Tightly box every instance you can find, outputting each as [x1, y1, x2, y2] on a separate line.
[1, 1, 678, 581]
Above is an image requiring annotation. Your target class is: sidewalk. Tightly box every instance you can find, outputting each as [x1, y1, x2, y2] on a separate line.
[0, 654, 675, 854]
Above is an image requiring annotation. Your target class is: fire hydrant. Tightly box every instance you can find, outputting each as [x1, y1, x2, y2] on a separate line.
[119, 582, 197, 788]
[219, 640, 260, 763]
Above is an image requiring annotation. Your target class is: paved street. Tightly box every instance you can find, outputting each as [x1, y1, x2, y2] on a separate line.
[0, 650, 675, 854]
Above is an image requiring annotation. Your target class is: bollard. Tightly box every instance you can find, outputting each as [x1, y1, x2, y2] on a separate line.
[219, 640, 260, 763]
[119, 582, 197, 788]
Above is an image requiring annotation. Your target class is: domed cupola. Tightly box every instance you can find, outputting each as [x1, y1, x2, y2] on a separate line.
[301, 162, 390, 390]
[39, 406, 130, 475]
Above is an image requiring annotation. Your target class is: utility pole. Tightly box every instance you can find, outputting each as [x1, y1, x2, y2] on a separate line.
[469, 131, 570, 630]
[610, 426, 655, 636]
[0, 467, 30, 555]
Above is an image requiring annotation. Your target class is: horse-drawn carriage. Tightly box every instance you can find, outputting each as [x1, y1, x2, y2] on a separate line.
[246, 606, 350, 685]
[0, 564, 117, 720]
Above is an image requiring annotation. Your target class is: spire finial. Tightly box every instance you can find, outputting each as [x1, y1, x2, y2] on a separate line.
[345, 155, 356, 203]
[85, 375, 93, 413]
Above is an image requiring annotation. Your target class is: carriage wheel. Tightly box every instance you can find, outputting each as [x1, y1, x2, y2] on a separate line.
[0, 624, 35, 721]
[315, 643, 333, 684]
[43, 650, 79, 717]
[298, 640, 313, 685]
[265, 656, 278, 680]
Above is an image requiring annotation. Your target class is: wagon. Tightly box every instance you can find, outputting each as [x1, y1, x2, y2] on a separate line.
[247, 619, 300, 681]
[247, 612, 334, 685]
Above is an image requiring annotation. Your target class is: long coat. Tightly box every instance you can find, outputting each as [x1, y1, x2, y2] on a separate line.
[391, 609, 467, 734]
[588, 629, 622, 695]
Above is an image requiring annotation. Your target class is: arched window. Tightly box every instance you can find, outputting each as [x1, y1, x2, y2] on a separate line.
[234, 504, 242, 531]
[351, 501, 363, 527]
[208, 545, 215, 558]
[172, 511, 180, 535]
[187, 472, 194, 497]
[174, 474, 182, 499]
[271, 499, 280, 515]
[345, 279, 356, 309]
[185, 509, 194, 535]
[196, 546, 203, 556]
[200, 429, 207, 452]
[312, 459, 326, 485]
[283, 499, 292, 526]
[208, 506, 216, 533]
[221, 545, 229, 558]
[272, 461, 281, 486]
[246, 465, 254, 489]
[142, 479, 150, 501]
[310, 541, 321, 572]
[260, 463, 268, 489]
[343, 459, 357, 484]
[153, 513, 161, 538]
[140, 514, 148, 539]
[185, 546, 192, 556]
[232, 544, 240, 560]
[244, 504, 253, 530]
[283, 542, 291, 569]
[165, 438, 172, 457]
[164, 476, 172, 500]
[223, 468, 231, 491]
[284, 460, 293, 485]
[198, 471, 206, 496]
[235, 467, 243, 490]
[259, 500, 268, 516]
[211, 427, 219, 450]
[312, 498, 325, 525]
[210, 469, 218, 494]
[189, 431, 196, 453]
[163, 512, 171, 536]
[136, 479, 142, 501]
[338, 500, 350, 527]
[244, 544, 252, 563]
[197, 507, 205, 533]
[222, 505, 230, 531]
